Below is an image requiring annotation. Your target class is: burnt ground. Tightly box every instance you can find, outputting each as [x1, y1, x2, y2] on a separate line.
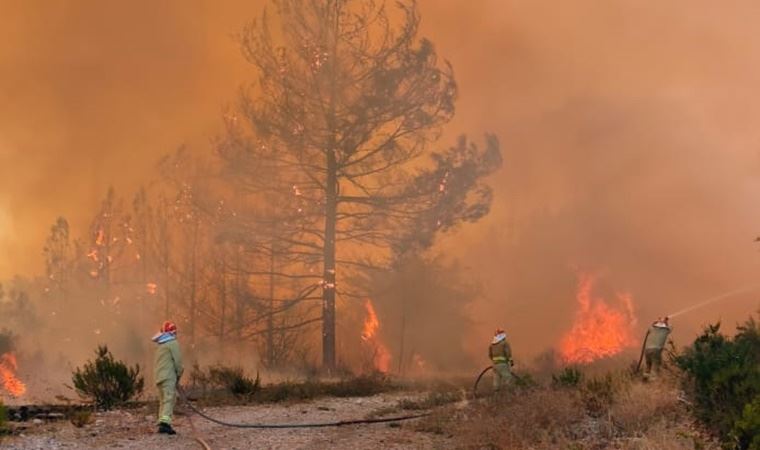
[1, 392, 450, 450]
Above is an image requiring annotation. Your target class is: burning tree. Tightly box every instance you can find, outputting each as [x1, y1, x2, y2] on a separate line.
[229, 0, 501, 369]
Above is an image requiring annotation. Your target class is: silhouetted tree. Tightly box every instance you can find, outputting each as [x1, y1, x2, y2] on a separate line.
[231, 0, 501, 368]
[233, 0, 501, 368]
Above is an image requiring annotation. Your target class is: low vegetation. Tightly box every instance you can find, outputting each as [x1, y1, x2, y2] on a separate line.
[415, 367, 716, 449]
[69, 409, 94, 428]
[398, 390, 463, 411]
[188, 366, 395, 405]
[0, 398, 7, 434]
[552, 366, 583, 388]
[207, 365, 261, 398]
[676, 316, 760, 449]
[71, 345, 144, 410]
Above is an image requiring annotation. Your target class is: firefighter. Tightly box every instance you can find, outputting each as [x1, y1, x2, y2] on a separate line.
[152, 320, 184, 435]
[643, 316, 672, 378]
[488, 328, 513, 392]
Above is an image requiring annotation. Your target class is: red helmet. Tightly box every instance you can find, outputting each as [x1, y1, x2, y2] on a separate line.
[494, 328, 505, 336]
[161, 321, 177, 334]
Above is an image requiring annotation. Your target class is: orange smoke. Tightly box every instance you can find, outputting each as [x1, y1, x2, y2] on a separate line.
[559, 274, 637, 364]
[361, 299, 391, 372]
[0, 352, 27, 397]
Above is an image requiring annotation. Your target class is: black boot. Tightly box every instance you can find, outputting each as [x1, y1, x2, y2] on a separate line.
[158, 422, 177, 435]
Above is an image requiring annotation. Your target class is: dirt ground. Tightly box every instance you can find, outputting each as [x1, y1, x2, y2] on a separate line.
[1, 392, 450, 450]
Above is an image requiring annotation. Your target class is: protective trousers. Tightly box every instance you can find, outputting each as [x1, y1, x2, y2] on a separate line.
[157, 377, 177, 425]
[644, 348, 663, 375]
[492, 362, 513, 392]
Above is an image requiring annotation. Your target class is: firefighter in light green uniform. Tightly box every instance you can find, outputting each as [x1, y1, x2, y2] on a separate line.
[644, 317, 672, 378]
[489, 328, 513, 392]
[152, 320, 184, 435]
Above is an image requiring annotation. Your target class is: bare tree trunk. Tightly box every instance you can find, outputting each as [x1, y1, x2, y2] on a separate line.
[322, 147, 337, 370]
[321, 0, 339, 371]
[267, 240, 275, 367]
[397, 309, 407, 375]
[219, 256, 227, 356]
[189, 220, 199, 350]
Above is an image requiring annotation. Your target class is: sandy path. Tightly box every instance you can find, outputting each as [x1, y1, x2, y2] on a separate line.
[2, 392, 448, 450]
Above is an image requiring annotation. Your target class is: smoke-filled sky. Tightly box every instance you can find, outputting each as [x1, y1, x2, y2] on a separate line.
[2, 0, 760, 357]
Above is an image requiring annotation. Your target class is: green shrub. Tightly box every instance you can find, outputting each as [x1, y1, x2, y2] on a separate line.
[732, 395, 760, 450]
[675, 316, 760, 448]
[208, 366, 260, 397]
[72, 345, 144, 410]
[552, 367, 583, 388]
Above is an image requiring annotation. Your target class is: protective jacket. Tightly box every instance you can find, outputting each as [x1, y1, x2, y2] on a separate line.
[644, 324, 672, 350]
[489, 335, 512, 365]
[153, 333, 184, 384]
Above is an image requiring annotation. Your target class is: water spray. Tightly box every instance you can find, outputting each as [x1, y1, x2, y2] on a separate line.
[666, 284, 760, 319]
[634, 284, 759, 373]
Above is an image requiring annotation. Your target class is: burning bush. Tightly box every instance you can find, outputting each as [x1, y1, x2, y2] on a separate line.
[675, 316, 760, 448]
[0, 329, 26, 398]
[71, 345, 144, 410]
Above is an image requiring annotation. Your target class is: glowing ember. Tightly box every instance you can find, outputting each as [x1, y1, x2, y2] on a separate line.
[361, 299, 391, 372]
[0, 353, 27, 397]
[559, 274, 637, 364]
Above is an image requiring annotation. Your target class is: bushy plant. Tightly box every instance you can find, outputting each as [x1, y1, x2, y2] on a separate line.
[733, 396, 760, 450]
[72, 345, 144, 410]
[207, 366, 260, 397]
[676, 316, 760, 448]
[552, 367, 583, 388]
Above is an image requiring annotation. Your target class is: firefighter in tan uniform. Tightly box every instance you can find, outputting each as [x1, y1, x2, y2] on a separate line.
[152, 320, 184, 435]
[488, 328, 513, 392]
[644, 317, 672, 378]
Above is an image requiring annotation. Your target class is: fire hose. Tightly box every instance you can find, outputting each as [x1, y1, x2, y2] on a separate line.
[177, 387, 430, 429]
[635, 330, 651, 373]
[472, 364, 524, 397]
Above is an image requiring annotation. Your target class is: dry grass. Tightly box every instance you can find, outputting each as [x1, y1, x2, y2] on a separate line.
[415, 375, 719, 450]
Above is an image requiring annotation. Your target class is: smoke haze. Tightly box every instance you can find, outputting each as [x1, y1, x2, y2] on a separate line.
[2, 0, 760, 368]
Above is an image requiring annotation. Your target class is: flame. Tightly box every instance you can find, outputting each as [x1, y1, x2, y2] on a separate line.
[559, 274, 637, 364]
[361, 299, 391, 372]
[0, 352, 27, 397]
